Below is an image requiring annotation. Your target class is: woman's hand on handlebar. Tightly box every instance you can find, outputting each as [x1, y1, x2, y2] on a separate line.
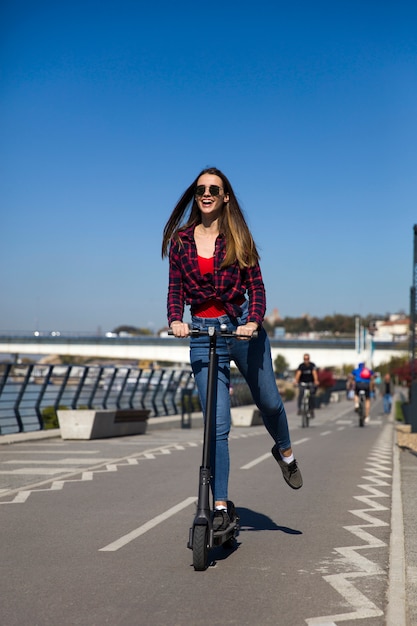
[235, 322, 258, 338]
[170, 321, 190, 337]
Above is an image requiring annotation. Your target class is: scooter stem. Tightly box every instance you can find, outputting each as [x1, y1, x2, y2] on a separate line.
[202, 327, 217, 469]
[195, 327, 217, 521]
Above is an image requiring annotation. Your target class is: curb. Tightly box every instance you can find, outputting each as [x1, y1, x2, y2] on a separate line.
[386, 421, 407, 625]
[0, 412, 206, 445]
[0, 406, 262, 444]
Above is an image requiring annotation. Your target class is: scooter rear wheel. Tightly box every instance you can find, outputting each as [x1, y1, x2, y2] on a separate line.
[193, 525, 209, 571]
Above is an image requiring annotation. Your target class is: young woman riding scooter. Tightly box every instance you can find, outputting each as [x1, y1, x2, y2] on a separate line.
[162, 167, 303, 533]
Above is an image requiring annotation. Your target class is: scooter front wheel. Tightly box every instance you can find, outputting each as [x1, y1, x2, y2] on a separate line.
[192, 524, 209, 571]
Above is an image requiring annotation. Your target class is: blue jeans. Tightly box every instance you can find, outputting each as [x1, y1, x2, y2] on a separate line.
[383, 393, 392, 414]
[190, 302, 291, 502]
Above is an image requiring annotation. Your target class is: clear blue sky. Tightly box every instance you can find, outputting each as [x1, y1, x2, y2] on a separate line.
[1, 0, 416, 334]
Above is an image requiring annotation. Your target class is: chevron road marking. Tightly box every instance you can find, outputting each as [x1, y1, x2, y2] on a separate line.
[0, 431, 263, 505]
[305, 425, 393, 624]
[0, 443, 199, 504]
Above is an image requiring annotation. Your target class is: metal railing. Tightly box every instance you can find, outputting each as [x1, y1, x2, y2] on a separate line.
[0, 363, 253, 435]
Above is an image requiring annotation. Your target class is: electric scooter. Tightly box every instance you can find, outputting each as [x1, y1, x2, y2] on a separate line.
[170, 324, 256, 571]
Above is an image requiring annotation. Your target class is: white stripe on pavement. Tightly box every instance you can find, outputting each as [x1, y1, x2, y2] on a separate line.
[2, 458, 112, 465]
[240, 452, 271, 469]
[99, 496, 197, 552]
[240, 437, 309, 470]
[0, 468, 79, 475]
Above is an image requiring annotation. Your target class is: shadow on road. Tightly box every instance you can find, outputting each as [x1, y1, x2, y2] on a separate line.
[236, 507, 303, 534]
[204, 507, 302, 568]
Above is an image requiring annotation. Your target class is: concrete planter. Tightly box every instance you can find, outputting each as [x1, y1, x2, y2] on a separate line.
[231, 406, 263, 427]
[57, 409, 150, 440]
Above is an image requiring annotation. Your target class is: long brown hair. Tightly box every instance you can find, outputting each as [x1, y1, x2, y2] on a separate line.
[161, 167, 260, 268]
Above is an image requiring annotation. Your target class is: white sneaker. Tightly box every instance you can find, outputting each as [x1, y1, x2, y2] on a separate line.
[364, 416, 370, 424]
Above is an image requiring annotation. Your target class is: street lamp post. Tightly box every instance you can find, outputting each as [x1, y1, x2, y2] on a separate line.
[410, 225, 417, 395]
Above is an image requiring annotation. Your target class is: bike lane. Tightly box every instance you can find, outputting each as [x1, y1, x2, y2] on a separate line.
[0, 398, 404, 625]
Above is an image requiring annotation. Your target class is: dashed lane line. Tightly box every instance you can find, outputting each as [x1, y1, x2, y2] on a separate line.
[99, 496, 197, 552]
[240, 452, 271, 470]
[240, 436, 310, 470]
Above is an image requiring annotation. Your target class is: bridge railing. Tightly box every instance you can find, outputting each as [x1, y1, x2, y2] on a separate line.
[0, 363, 253, 435]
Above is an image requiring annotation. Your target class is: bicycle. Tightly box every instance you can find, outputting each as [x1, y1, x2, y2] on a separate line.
[358, 389, 366, 427]
[299, 382, 315, 428]
[169, 324, 257, 571]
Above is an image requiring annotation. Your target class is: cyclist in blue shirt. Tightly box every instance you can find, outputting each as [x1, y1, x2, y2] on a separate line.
[352, 362, 374, 423]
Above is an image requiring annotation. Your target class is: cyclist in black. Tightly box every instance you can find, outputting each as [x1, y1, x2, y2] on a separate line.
[294, 354, 319, 416]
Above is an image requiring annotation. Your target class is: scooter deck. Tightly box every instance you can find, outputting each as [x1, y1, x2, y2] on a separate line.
[212, 514, 240, 546]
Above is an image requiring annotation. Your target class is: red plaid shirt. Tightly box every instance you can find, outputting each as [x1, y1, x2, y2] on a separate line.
[167, 225, 266, 326]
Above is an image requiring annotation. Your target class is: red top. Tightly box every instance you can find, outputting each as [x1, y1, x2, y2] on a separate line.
[194, 256, 226, 317]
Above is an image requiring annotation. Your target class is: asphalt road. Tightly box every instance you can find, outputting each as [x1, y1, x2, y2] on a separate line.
[0, 397, 398, 626]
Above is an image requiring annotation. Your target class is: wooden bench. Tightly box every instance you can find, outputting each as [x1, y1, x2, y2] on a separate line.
[57, 408, 150, 440]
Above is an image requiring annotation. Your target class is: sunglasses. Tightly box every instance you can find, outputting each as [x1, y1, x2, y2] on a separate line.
[195, 185, 223, 197]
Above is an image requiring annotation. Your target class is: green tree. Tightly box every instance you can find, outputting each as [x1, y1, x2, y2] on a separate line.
[282, 316, 312, 334]
[274, 354, 289, 377]
[113, 325, 152, 336]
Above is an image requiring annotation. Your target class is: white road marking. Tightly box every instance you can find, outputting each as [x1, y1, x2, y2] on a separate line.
[0, 468, 77, 475]
[0, 450, 101, 455]
[2, 458, 112, 465]
[305, 425, 392, 624]
[240, 437, 309, 469]
[99, 496, 196, 552]
[0, 442, 200, 503]
[321, 431, 332, 436]
[240, 452, 271, 469]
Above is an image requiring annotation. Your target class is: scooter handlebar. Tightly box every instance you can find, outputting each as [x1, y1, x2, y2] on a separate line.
[168, 326, 258, 339]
